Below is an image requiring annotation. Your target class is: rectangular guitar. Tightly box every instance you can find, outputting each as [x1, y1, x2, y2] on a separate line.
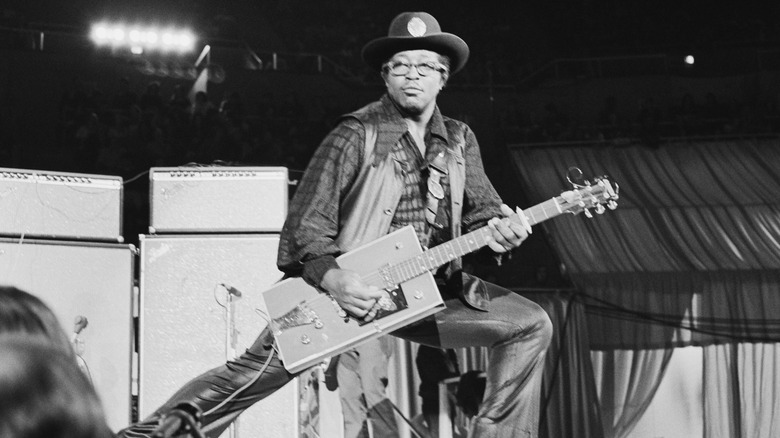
[262, 177, 618, 373]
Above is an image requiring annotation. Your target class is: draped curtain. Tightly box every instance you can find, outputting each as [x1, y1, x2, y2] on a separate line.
[526, 291, 604, 438]
[591, 348, 673, 438]
[508, 137, 780, 437]
[704, 342, 780, 438]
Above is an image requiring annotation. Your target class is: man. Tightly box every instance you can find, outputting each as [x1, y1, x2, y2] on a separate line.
[119, 11, 552, 438]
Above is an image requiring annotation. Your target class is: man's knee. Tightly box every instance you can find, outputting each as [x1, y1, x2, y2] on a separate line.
[534, 308, 554, 349]
[517, 302, 553, 350]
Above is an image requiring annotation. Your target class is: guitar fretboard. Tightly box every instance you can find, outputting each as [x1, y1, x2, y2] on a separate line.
[388, 197, 564, 285]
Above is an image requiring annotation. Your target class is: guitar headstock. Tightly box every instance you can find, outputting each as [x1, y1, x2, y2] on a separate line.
[557, 174, 619, 218]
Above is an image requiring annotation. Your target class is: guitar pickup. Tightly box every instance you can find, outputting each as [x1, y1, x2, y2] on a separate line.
[357, 287, 409, 326]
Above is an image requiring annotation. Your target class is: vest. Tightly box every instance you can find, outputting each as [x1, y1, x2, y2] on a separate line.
[334, 101, 490, 311]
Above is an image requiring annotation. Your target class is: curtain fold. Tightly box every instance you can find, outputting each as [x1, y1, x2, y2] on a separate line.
[508, 139, 780, 276]
[525, 291, 604, 438]
[507, 137, 780, 437]
[592, 348, 673, 438]
[704, 343, 780, 438]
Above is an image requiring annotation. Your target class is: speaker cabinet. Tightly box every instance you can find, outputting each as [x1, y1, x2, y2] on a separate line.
[0, 168, 123, 241]
[149, 167, 288, 234]
[0, 238, 135, 431]
[138, 234, 299, 437]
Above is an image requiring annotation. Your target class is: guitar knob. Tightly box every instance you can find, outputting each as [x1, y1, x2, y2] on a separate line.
[608, 200, 618, 210]
[595, 204, 605, 214]
[584, 209, 593, 218]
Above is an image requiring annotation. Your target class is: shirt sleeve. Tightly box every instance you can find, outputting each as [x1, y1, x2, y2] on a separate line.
[277, 118, 365, 286]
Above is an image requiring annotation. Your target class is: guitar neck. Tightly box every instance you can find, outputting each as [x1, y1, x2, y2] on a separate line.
[387, 197, 564, 285]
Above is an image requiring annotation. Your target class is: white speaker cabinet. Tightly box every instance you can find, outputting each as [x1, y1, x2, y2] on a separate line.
[0, 168, 123, 241]
[0, 238, 135, 431]
[137, 234, 299, 437]
[149, 167, 288, 234]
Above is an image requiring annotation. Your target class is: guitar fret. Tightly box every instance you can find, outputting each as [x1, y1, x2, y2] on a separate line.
[464, 234, 475, 251]
[416, 255, 426, 273]
[410, 259, 419, 277]
[553, 197, 563, 214]
[527, 209, 537, 224]
[407, 261, 415, 280]
[409, 259, 419, 277]
[388, 265, 398, 285]
[442, 243, 453, 261]
[434, 246, 444, 265]
[454, 238, 465, 258]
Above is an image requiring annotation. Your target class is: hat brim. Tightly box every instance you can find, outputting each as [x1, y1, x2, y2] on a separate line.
[361, 33, 470, 74]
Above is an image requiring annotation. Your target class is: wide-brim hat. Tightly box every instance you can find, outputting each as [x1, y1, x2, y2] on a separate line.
[362, 12, 470, 74]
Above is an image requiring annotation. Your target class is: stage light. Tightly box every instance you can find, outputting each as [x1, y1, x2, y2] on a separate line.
[90, 24, 109, 44]
[111, 27, 126, 45]
[90, 22, 197, 53]
[177, 32, 196, 53]
[685, 55, 695, 65]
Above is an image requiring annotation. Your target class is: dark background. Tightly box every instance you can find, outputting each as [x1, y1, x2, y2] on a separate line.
[2, 0, 779, 288]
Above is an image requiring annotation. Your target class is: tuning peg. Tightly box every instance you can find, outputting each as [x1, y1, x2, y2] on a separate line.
[595, 203, 605, 214]
[583, 208, 593, 218]
[608, 200, 618, 210]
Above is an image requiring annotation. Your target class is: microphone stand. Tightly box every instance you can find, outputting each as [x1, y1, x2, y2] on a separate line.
[225, 287, 240, 438]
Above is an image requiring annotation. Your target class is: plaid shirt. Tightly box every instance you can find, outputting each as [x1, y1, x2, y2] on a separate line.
[277, 94, 503, 286]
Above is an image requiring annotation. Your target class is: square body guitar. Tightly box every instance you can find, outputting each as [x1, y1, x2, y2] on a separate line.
[262, 226, 445, 374]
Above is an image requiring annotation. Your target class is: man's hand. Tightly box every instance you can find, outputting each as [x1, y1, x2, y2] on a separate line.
[320, 269, 384, 320]
[486, 204, 532, 253]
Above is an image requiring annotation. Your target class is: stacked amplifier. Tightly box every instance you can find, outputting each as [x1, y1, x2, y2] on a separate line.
[0, 167, 134, 431]
[0, 167, 123, 241]
[148, 166, 288, 234]
[139, 166, 304, 438]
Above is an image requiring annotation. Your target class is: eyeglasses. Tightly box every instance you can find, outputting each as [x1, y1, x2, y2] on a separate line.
[384, 61, 449, 77]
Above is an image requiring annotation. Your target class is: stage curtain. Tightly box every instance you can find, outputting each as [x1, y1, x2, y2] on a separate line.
[527, 291, 605, 438]
[508, 137, 780, 437]
[507, 138, 780, 278]
[591, 348, 673, 438]
[704, 342, 780, 438]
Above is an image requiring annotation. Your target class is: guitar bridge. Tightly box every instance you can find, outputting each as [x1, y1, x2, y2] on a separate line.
[271, 301, 322, 335]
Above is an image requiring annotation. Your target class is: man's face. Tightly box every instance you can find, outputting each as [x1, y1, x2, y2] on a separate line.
[383, 50, 448, 117]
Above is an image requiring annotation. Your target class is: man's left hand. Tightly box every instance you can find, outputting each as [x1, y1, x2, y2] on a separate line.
[486, 204, 532, 253]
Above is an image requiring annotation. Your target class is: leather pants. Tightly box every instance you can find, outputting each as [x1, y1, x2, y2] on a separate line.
[118, 273, 553, 438]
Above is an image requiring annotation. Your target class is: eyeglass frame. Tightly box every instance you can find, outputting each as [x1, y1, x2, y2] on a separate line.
[383, 60, 450, 77]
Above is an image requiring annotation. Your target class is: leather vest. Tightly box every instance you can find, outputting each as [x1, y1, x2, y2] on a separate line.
[334, 102, 490, 311]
